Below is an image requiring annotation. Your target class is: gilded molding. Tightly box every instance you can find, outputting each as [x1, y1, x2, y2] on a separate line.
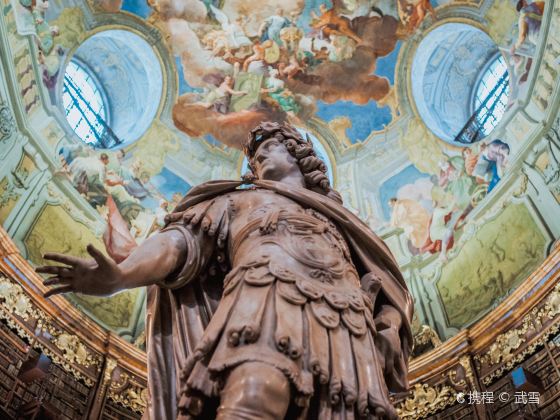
[0, 274, 101, 386]
[95, 357, 118, 404]
[414, 324, 442, 348]
[0, 276, 39, 343]
[53, 332, 101, 369]
[447, 356, 477, 391]
[475, 282, 560, 385]
[476, 328, 528, 366]
[458, 356, 477, 390]
[103, 358, 118, 383]
[0, 275, 40, 321]
[395, 383, 456, 420]
[108, 371, 148, 413]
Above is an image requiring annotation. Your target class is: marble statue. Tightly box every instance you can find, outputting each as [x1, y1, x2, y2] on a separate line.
[37, 122, 412, 419]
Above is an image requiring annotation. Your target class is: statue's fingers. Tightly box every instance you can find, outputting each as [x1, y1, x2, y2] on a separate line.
[43, 252, 82, 267]
[36, 265, 69, 275]
[44, 285, 74, 298]
[201, 215, 212, 232]
[183, 211, 196, 224]
[86, 244, 111, 267]
[164, 212, 182, 224]
[43, 276, 71, 287]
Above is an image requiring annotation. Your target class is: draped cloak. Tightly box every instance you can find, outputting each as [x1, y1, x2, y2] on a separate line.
[144, 179, 413, 419]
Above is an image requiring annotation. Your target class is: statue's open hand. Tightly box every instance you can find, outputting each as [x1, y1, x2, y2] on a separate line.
[35, 244, 122, 298]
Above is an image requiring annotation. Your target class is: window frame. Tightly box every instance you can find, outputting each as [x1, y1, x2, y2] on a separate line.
[61, 58, 111, 147]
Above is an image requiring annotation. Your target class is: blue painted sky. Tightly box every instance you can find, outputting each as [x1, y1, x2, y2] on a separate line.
[141, 167, 191, 208]
[121, 0, 152, 19]
[151, 167, 191, 200]
[377, 41, 402, 84]
[310, 42, 402, 143]
[316, 101, 392, 143]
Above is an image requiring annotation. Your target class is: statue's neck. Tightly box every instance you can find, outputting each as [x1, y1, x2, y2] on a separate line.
[260, 169, 306, 190]
[277, 172, 306, 189]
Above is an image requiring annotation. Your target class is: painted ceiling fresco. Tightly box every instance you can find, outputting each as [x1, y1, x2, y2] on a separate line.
[20, 0, 500, 248]
[111, 0, 450, 146]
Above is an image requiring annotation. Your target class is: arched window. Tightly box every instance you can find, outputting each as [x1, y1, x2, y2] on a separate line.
[62, 61, 110, 147]
[411, 23, 510, 145]
[473, 55, 510, 137]
[61, 30, 163, 149]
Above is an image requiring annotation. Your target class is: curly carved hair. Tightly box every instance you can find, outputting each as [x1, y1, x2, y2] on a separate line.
[243, 121, 342, 204]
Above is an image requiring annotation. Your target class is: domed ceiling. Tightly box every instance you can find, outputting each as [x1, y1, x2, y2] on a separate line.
[1, 0, 557, 349]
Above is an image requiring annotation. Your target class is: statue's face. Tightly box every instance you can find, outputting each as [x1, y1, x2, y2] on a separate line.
[252, 137, 300, 181]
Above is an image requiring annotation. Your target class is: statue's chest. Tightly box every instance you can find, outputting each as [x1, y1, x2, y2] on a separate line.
[229, 190, 305, 232]
[229, 190, 353, 273]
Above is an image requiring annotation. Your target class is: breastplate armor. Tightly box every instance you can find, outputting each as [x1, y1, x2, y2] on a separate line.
[231, 206, 361, 290]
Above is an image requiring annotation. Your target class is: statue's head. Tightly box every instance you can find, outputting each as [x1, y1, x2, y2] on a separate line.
[244, 121, 342, 203]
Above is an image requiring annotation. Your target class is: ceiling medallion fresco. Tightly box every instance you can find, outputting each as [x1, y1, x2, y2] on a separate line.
[104, 0, 444, 147]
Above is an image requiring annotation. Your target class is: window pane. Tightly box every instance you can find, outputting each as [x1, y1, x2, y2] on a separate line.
[474, 56, 509, 136]
[62, 61, 107, 147]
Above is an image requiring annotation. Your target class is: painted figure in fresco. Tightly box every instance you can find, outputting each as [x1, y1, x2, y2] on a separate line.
[37, 48, 63, 94]
[67, 152, 108, 199]
[164, 1, 406, 147]
[258, 8, 291, 46]
[38, 122, 412, 420]
[261, 69, 300, 117]
[462, 147, 480, 177]
[64, 151, 142, 222]
[210, 5, 252, 51]
[438, 156, 475, 213]
[328, 34, 357, 62]
[472, 139, 510, 193]
[58, 143, 86, 168]
[310, 4, 362, 44]
[197, 75, 247, 114]
[388, 197, 430, 250]
[279, 54, 305, 79]
[397, 0, 436, 34]
[503, 1, 544, 103]
[421, 156, 477, 259]
[279, 12, 304, 53]
[424, 189, 456, 261]
[114, 150, 151, 200]
[511, 0, 545, 54]
[242, 40, 267, 73]
[18, 0, 60, 55]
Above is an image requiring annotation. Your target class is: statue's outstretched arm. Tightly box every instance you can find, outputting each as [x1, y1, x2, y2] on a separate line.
[36, 230, 187, 298]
